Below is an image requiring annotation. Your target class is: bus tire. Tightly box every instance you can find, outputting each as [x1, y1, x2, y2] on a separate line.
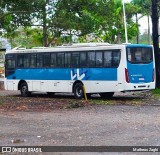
[99, 92, 114, 99]
[20, 82, 31, 97]
[73, 83, 84, 99]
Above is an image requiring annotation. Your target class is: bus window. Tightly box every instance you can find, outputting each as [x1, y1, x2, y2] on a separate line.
[51, 53, 56, 67]
[96, 52, 103, 67]
[80, 52, 87, 67]
[17, 54, 24, 68]
[37, 54, 43, 68]
[112, 51, 120, 67]
[30, 54, 37, 68]
[23, 54, 29, 68]
[6, 59, 15, 69]
[72, 52, 79, 67]
[43, 53, 50, 67]
[65, 53, 71, 67]
[104, 51, 112, 67]
[57, 53, 64, 67]
[127, 47, 153, 64]
[88, 52, 95, 67]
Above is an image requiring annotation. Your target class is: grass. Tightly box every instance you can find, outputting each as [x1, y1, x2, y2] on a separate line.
[0, 97, 4, 106]
[151, 88, 160, 97]
[90, 99, 113, 105]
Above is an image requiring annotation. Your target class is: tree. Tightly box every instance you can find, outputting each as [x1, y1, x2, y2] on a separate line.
[51, 0, 106, 43]
[0, 0, 143, 47]
[132, 0, 152, 44]
[0, 0, 45, 46]
[99, 0, 138, 43]
[151, 0, 160, 87]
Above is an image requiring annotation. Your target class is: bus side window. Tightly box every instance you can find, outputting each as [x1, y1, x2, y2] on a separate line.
[112, 51, 120, 67]
[37, 54, 43, 68]
[30, 54, 37, 68]
[6, 59, 15, 69]
[96, 52, 103, 67]
[57, 53, 64, 67]
[24, 54, 29, 68]
[104, 51, 112, 67]
[88, 52, 95, 67]
[80, 52, 87, 68]
[72, 52, 79, 68]
[51, 53, 56, 67]
[65, 53, 71, 67]
[17, 54, 24, 68]
[43, 53, 50, 67]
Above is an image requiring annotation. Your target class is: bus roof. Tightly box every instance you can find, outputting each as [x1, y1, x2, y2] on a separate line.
[6, 43, 153, 54]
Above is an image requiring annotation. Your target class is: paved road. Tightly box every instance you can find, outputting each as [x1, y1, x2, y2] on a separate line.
[1, 102, 160, 155]
[0, 90, 160, 155]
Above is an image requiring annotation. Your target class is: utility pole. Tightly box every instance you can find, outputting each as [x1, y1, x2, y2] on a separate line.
[43, 0, 48, 47]
[136, 13, 139, 44]
[122, 0, 128, 44]
[151, 0, 160, 87]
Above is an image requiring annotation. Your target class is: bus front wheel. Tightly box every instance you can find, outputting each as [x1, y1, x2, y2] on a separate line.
[20, 82, 31, 97]
[99, 92, 114, 99]
[73, 83, 84, 99]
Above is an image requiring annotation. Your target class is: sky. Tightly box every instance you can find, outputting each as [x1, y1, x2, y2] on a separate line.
[138, 17, 152, 33]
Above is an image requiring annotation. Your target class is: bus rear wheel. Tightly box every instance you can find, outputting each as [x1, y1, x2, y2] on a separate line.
[20, 82, 31, 97]
[99, 92, 114, 99]
[73, 83, 84, 99]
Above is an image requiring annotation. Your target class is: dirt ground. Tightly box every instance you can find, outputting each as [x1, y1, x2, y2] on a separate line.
[0, 89, 156, 112]
[0, 86, 160, 155]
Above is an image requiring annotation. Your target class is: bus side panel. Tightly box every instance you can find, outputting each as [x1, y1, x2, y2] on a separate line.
[81, 68, 118, 93]
[83, 81, 118, 93]
[5, 79, 19, 91]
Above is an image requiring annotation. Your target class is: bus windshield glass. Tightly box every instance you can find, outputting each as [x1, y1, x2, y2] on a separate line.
[127, 47, 153, 64]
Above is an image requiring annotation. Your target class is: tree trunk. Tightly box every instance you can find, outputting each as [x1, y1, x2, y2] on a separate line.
[151, 0, 160, 87]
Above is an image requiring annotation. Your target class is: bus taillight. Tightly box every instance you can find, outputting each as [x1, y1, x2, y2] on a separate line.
[125, 68, 130, 83]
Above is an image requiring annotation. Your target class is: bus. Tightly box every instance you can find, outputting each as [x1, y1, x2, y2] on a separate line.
[0, 48, 6, 78]
[4, 43, 155, 99]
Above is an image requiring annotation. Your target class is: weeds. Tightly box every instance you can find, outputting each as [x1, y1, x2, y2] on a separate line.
[152, 88, 160, 97]
[0, 97, 4, 106]
[90, 99, 112, 105]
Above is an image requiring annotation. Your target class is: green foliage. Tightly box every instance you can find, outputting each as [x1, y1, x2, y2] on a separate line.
[4, 27, 43, 48]
[0, 97, 4, 106]
[0, 0, 149, 47]
[131, 0, 151, 15]
[152, 88, 160, 98]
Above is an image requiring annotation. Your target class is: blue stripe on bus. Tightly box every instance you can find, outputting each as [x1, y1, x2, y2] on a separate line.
[7, 68, 118, 81]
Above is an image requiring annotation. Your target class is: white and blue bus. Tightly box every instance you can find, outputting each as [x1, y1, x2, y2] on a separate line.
[4, 43, 155, 99]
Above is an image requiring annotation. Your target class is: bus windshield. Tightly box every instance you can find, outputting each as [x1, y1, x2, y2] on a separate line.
[127, 47, 153, 64]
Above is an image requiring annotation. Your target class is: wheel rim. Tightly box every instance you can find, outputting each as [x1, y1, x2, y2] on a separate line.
[22, 85, 27, 95]
[76, 87, 83, 97]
